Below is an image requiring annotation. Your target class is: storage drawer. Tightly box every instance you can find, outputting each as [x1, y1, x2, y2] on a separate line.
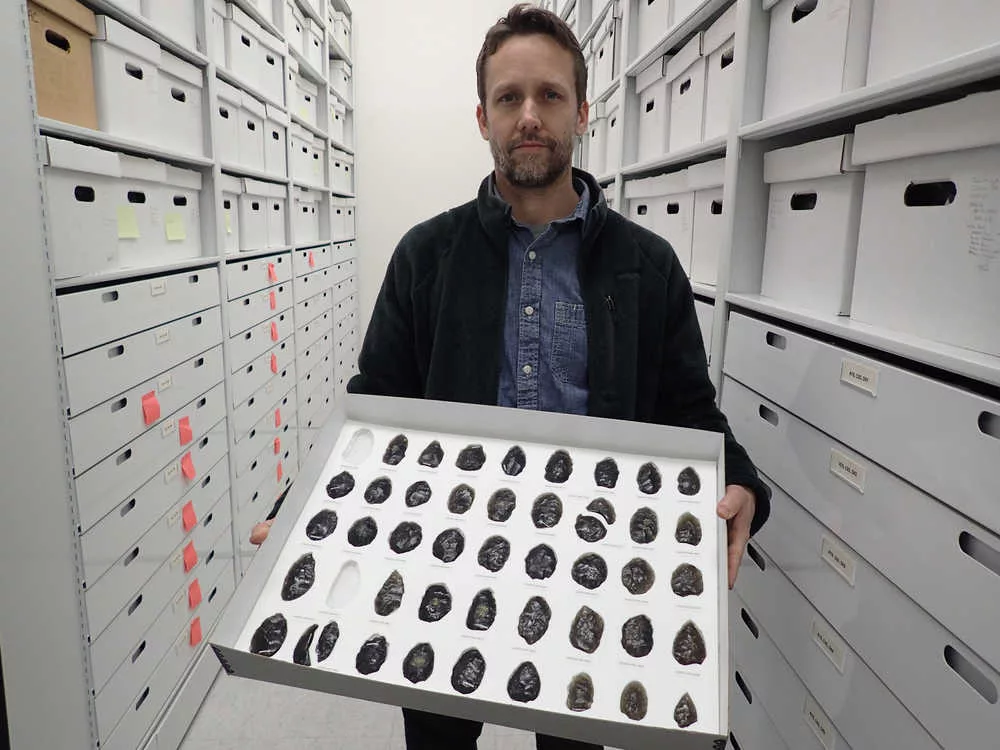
[294, 285, 333, 327]
[754, 477, 1000, 749]
[224, 252, 291, 299]
[293, 243, 331, 276]
[332, 274, 357, 303]
[296, 328, 333, 372]
[87, 488, 230, 672]
[64, 307, 221, 417]
[234, 392, 298, 475]
[68, 345, 223, 475]
[233, 368, 296, 439]
[293, 265, 332, 300]
[298, 345, 333, 397]
[723, 312, 1000, 532]
[329, 239, 357, 265]
[295, 309, 333, 357]
[722, 375, 1000, 674]
[736, 542, 941, 750]
[226, 280, 292, 336]
[93, 499, 230, 735]
[100, 543, 235, 750]
[333, 291, 356, 319]
[74, 383, 226, 533]
[230, 337, 294, 407]
[732, 594, 854, 750]
[329, 257, 356, 285]
[234, 428, 297, 502]
[298, 377, 333, 426]
[228, 308, 294, 373]
[729, 664, 790, 750]
[81, 450, 229, 605]
[57, 268, 219, 357]
[334, 304, 357, 333]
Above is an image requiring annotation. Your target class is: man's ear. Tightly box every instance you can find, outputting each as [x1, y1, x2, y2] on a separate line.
[576, 100, 590, 138]
[476, 103, 490, 141]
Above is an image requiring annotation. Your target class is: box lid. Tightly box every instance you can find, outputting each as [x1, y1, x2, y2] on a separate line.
[294, 185, 321, 203]
[165, 165, 203, 191]
[605, 88, 622, 115]
[242, 177, 285, 197]
[242, 90, 267, 118]
[329, 59, 352, 73]
[264, 181, 288, 198]
[258, 25, 288, 55]
[42, 136, 121, 177]
[220, 174, 244, 194]
[852, 90, 1000, 166]
[332, 148, 353, 163]
[217, 77, 243, 105]
[624, 169, 690, 199]
[761, 0, 782, 12]
[665, 31, 704, 81]
[266, 103, 290, 125]
[295, 73, 319, 95]
[119, 153, 168, 183]
[229, 3, 261, 36]
[704, 3, 737, 54]
[312, 135, 327, 150]
[94, 15, 160, 64]
[764, 135, 860, 184]
[687, 157, 726, 190]
[290, 122, 311, 142]
[159, 49, 203, 88]
[636, 55, 670, 94]
[31, 0, 97, 35]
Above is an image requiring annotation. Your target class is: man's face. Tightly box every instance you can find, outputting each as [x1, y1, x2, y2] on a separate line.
[477, 34, 589, 188]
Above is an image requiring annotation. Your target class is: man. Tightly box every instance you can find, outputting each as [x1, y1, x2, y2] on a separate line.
[253, 4, 770, 749]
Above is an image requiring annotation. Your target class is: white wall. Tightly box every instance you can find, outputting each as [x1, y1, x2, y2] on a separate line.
[351, 0, 516, 331]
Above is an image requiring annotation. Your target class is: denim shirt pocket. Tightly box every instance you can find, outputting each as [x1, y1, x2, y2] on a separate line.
[551, 301, 588, 386]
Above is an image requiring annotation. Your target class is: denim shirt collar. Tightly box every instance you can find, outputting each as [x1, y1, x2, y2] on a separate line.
[487, 173, 592, 234]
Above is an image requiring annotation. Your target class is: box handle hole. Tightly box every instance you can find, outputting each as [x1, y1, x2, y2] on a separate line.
[219, 107, 230, 119]
[680, 78, 691, 95]
[766, 332, 787, 350]
[945, 645, 997, 704]
[247, 121, 257, 132]
[979, 411, 999, 440]
[637, 204, 648, 216]
[111, 396, 128, 413]
[645, 99, 655, 113]
[171, 87, 186, 103]
[721, 47, 735, 69]
[904, 181, 957, 207]
[173, 196, 187, 207]
[192, 316, 203, 326]
[740, 608, 759, 639]
[189, 274, 199, 283]
[127, 191, 146, 204]
[252, 201, 261, 211]
[734, 671, 753, 704]
[116, 448, 132, 466]
[195, 357, 204, 367]
[201, 474, 212, 488]
[197, 397, 207, 408]
[711, 200, 723, 215]
[266, 54, 275, 65]
[960, 531, 1000, 578]
[206, 549, 216, 564]
[102, 290, 120, 303]
[273, 131, 280, 140]
[241, 34, 251, 48]
[135, 687, 150, 711]
[74, 186, 95, 203]
[45, 29, 71, 52]
[120, 498, 136, 517]
[791, 192, 817, 211]
[125, 63, 144, 81]
[199, 436, 209, 448]
[729, 734, 743, 750]
[128, 594, 142, 616]
[666, 202, 680, 215]
[747, 542, 766, 570]
[792, 0, 818, 22]
[209, 586, 218, 602]
[204, 512, 214, 527]
[131, 640, 146, 663]
[123, 546, 139, 566]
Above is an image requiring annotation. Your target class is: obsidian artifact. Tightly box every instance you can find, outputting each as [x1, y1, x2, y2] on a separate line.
[501, 445, 527, 476]
[620, 681, 649, 721]
[677, 466, 701, 496]
[524, 543, 557, 580]
[403, 642, 435, 683]
[456, 444, 487, 471]
[383, 434, 408, 465]
[305, 509, 338, 541]
[637, 462, 662, 495]
[671, 563, 704, 597]
[417, 440, 444, 468]
[621, 615, 654, 658]
[566, 673, 595, 712]
[466, 589, 497, 631]
[326, 471, 355, 499]
[586, 497, 616, 524]
[418, 584, 452, 622]
[405, 480, 432, 507]
[544, 449, 573, 483]
[388, 521, 423, 554]
[569, 606, 604, 654]
[356, 634, 388, 675]
[250, 613, 287, 657]
[507, 661, 542, 703]
[316, 621, 340, 662]
[571, 553, 607, 590]
[478, 535, 511, 572]
[374, 571, 404, 616]
[451, 648, 486, 694]
[448, 484, 475, 514]
[282, 553, 316, 601]
[518, 596, 551, 644]
[487, 488, 517, 522]
[531, 493, 563, 529]
[674, 693, 698, 727]
[293, 624, 317, 666]
[364, 476, 392, 504]
[432, 528, 465, 563]
[575, 514, 607, 542]
[621, 558, 656, 596]
[673, 621, 707, 665]
[347, 516, 378, 547]
[594, 457, 619, 489]
[629, 507, 659, 544]
[675, 512, 702, 546]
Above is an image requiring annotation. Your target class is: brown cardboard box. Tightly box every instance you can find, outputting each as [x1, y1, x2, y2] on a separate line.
[28, 0, 99, 128]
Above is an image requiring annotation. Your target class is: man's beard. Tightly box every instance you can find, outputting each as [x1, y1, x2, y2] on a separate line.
[491, 132, 575, 188]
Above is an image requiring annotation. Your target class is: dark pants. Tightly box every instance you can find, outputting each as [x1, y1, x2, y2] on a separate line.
[403, 708, 603, 750]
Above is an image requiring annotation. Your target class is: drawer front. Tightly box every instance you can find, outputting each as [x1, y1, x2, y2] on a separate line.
[333, 311, 357, 342]
[298, 378, 334, 426]
[234, 429, 297, 501]
[723, 312, 1000, 531]
[295, 309, 333, 357]
[299, 344, 333, 395]
[292, 244, 331, 276]
[293, 265, 332, 299]
[100, 550, 235, 750]
[88, 497, 232, 690]
[722, 376, 1000, 672]
[226, 280, 293, 336]
[329, 240, 357, 265]
[730, 663, 790, 750]
[332, 274, 357, 303]
[294, 285, 334, 327]
[85, 484, 231, 646]
[333, 291, 356, 320]
[228, 308, 294, 373]
[736, 542, 941, 750]
[81, 450, 229, 601]
[225, 252, 292, 299]
[296, 328, 333, 371]
[733, 595, 854, 750]
[298, 391, 335, 456]
[233, 362, 297, 439]
[68, 345, 224, 475]
[234, 393, 299, 475]
[329, 257, 356, 284]
[230, 337, 295, 407]
[64, 307, 223, 417]
[58, 267, 220, 357]
[753, 480, 1000, 750]
[94, 502, 231, 734]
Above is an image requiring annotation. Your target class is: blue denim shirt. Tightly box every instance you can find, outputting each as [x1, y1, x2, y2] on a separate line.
[493, 176, 591, 415]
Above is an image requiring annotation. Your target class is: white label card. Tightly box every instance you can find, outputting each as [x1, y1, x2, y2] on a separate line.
[804, 694, 836, 750]
[821, 535, 857, 587]
[158, 374, 174, 391]
[164, 462, 179, 483]
[150, 279, 167, 297]
[840, 358, 879, 397]
[811, 619, 847, 674]
[161, 419, 178, 438]
[968, 175, 1000, 262]
[830, 448, 867, 493]
[155, 327, 171, 345]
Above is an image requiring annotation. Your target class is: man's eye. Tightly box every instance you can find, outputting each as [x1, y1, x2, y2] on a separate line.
[545, 91, 561, 100]
[498, 94, 516, 104]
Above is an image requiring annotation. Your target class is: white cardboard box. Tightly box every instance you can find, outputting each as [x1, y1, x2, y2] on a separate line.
[211, 395, 728, 750]
[636, 0, 670, 62]
[210, 0, 227, 68]
[866, 0, 1000, 85]
[687, 158, 726, 285]
[702, 4, 737, 142]
[92, 15, 161, 144]
[238, 179, 276, 252]
[239, 90, 268, 172]
[331, 149, 354, 195]
[158, 50, 204, 157]
[329, 99, 346, 145]
[262, 180, 289, 249]
[265, 104, 289, 178]
[635, 56, 670, 165]
[293, 186, 322, 244]
[290, 123, 313, 183]
[587, 102, 608, 177]
[225, 3, 261, 84]
[226, 251, 292, 299]
[623, 170, 694, 274]
[293, 71, 320, 128]
[156, 164, 203, 263]
[311, 135, 328, 189]
[592, 10, 618, 95]
[216, 78, 242, 166]
[329, 59, 353, 104]
[851, 90, 1000, 357]
[761, 135, 864, 316]
[305, 18, 324, 72]
[666, 33, 706, 152]
[141, 0, 197, 50]
[671, 0, 703, 25]
[220, 175, 242, 254]
[728, 664, 789, 750]
[284, 0, 306, 56]
[257, 26, 287, 107]
[41, 137, 121, 279]
[605, 90, 623, 174]
[762, 0, 873, 121]
[116, 153, 167, 268]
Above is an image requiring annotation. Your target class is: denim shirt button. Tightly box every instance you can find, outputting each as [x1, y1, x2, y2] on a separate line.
[528, 251, 537, 261]
[524, 305, 534, 316]
[522, 364, 533, 375]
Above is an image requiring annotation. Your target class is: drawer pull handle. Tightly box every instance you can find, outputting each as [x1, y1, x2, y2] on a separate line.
[195, 357, 204, 368]
[729, 734, 743, 750]
[108, 344, 125, 358]
[188, 274, 199, 284]
[203, 512, 214, 527]
[199, 436, 209, 449]
[111, 397, 127, 413]
[747, 543, 766, 571]
[123, 546, 139, 567]
[201, 474, 211, 489]
[206, 550, 216, 565]
[960, 531, 1000, 578]
[209, 586, 219, 603]
[120, 498, 136, 517]
[734, 671, 752, 704]
[758, 404, 779, 426]
[944, 645, 998, 704]
[980, 411, 1000, 440]
[740, 608, 759, 639]
[765, 332, 787, 350]
[116, 449, 132, 466]
[131, 640, 146, 663]
[720, 47, 735, 70]
[135, 686, 150, 711]
[127, 594, 142, 616]
[791, 0, 817, 23]
[102, 291, 119, 303]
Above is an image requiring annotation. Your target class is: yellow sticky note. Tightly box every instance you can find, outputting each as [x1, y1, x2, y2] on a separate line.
[165, 213, 187, 242]
[224, 210, 232, 235]
[117, 205, 141, 239]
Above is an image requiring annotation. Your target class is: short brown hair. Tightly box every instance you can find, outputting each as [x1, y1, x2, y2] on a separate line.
[476, 3, 588, 109]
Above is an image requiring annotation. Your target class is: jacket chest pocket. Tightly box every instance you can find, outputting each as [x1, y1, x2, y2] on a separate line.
[551, 301, 588, 387]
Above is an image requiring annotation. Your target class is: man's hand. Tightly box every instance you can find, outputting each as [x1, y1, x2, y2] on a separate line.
[249, 519, 274, 546]
[717, 484, 756, 590]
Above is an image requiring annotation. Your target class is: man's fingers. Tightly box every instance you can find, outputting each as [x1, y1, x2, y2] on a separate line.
[727, 505, 753, 589]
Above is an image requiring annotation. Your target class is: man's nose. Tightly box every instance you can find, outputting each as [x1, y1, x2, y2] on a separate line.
[518, 98, 542, 130]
